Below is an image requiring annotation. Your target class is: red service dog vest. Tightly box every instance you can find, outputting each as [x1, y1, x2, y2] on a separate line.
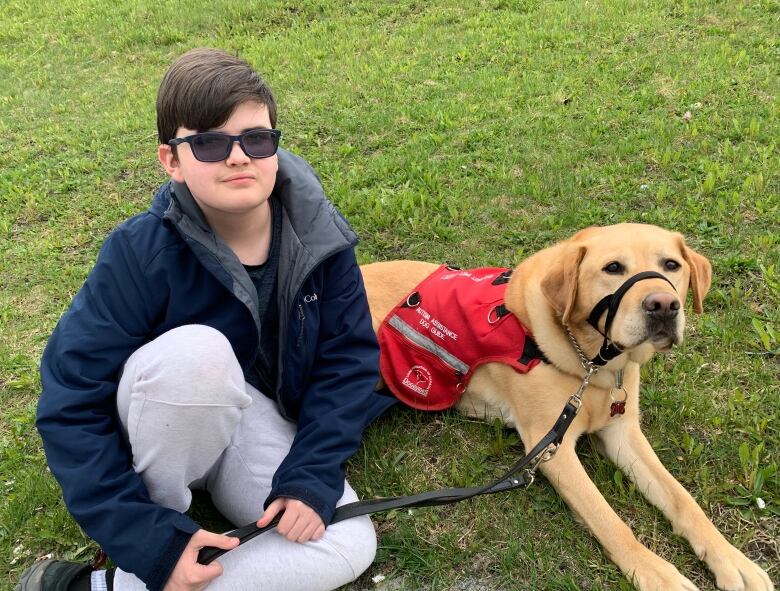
[378, 265, 545, 411]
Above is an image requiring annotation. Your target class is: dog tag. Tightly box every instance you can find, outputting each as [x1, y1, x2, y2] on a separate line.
[610, 401, 626, 417]
[610, 372, 626, 417]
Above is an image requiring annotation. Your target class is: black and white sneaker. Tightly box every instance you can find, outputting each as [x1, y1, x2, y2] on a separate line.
[15, 559, 93, 591]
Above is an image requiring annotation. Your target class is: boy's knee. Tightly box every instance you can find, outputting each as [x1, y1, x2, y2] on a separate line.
[333, 515, 378, 579]
[154, 324, 236, 372]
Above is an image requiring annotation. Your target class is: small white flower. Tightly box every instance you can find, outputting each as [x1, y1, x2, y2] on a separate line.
[640, 184, 649, 191]
[10, 544, 25, 565]
[756, 497, 766, 510]
[372, 575, 386, 584]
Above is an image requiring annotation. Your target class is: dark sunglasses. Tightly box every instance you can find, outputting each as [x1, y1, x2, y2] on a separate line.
[168, 129, 282, 162]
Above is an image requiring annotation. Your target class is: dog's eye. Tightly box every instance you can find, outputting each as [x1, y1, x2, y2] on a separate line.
[603, 261, 624, 274]
[664, 259, 681, 271]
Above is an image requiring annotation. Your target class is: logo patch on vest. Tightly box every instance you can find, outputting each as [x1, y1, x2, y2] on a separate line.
[401, 365, 432, 398]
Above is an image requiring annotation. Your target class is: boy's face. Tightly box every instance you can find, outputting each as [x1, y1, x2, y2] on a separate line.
[158, 101, 278, 221]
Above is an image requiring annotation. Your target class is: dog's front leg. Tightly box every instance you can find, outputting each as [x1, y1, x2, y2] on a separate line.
[597, 420, 774, 591]
[537, 437, 699, 591]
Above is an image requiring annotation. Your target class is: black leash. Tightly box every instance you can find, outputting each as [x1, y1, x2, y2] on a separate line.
[197, 396, 583, 565]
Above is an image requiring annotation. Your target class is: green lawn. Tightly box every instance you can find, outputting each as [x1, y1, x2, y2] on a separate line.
[1, 1, 778, 589]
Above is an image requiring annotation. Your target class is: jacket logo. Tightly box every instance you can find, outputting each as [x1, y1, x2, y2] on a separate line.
[303, 293, 318, 303]
[402, 365, 432, 398]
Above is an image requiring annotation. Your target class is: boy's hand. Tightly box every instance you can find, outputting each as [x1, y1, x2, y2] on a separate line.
[258, 497, 325, 543]
[163, 529, 238, 591]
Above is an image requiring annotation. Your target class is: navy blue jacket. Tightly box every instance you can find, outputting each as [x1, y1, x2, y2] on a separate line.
[37, 149, 396, 591]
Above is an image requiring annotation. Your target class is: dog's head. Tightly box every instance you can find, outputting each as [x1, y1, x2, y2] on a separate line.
[539, 224, 712, 353]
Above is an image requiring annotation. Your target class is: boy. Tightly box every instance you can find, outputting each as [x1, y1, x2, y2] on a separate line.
[18, 48, 396, 591]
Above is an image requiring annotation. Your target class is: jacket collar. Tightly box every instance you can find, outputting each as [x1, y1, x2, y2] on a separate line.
[169, 181, 210, 233]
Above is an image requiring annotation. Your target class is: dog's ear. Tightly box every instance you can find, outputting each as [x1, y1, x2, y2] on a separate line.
[678, 236, 712, 314]
[541, 244, 587, 324]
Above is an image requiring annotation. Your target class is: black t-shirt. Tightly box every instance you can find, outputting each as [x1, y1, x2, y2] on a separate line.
[243, 195, 282, 396]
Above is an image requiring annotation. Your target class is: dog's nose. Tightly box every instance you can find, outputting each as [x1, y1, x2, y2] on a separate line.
[643, 292, 680, 319]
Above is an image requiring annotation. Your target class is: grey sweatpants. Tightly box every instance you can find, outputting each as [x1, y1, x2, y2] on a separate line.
[113, 325, 377, 591]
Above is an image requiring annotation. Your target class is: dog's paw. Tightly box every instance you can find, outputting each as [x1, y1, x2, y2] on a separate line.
[628, 554, 699, 591]
[705, 544, 774, 591]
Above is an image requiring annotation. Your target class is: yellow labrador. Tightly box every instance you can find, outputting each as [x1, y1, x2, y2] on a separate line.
[360, 223, 773, 591]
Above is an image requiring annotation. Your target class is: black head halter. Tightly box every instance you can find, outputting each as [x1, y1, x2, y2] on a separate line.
[585, 271, 677, 366]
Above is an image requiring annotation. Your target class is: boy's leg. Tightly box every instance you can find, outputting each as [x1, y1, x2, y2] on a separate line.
[113, 328, 376, 590]
[116, 324, 253, 512]
[195, 386, 378, 591]
[111, 324, 251, 591]
[16, 324, 253, 591]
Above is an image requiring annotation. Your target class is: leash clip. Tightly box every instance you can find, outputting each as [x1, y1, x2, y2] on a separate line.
[523, 442, 560, 486]
[571, 363, 598, 405]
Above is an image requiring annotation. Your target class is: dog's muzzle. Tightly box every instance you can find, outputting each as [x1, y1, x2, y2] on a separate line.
[586, 271, 677, 365]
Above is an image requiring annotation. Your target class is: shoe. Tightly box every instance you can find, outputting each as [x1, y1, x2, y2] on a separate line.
[15, 559, 92, 591]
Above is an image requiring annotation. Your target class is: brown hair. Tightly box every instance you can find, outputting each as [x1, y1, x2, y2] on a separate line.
[156, 48, 277, 145]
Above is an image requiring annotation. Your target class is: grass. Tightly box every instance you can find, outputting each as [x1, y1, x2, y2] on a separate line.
[1, 0, 778, 589]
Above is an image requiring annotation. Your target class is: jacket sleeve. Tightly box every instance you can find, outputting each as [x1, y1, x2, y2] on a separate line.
[266, 247, 395, 523]
[37, 228, 199, 591]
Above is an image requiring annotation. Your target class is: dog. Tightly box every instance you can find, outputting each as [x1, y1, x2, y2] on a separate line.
[360, 223, 773, 591]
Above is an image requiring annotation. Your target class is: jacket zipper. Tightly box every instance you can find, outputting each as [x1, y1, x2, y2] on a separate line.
[296, 304, 305, 348]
